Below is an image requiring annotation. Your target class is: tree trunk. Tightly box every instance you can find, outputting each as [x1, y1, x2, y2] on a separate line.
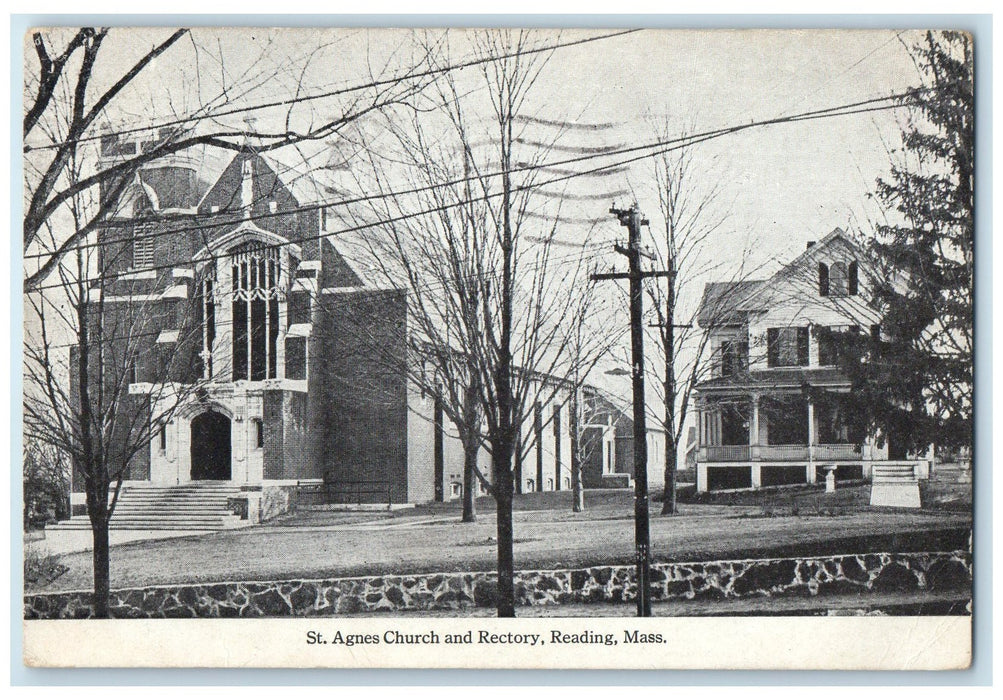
[462, 438, 477, 523]
[90, 513, 111, 618]
[570, 389, 584, 513]
[461, 377, 479, 522]
[660, 258, 678, 516]
[661, 430, 678, 515]
[495, 79, 516, 618]
[493, 437, 516, 617]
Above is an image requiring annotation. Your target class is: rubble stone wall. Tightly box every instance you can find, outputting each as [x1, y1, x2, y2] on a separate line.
[24, 550, 970, 619]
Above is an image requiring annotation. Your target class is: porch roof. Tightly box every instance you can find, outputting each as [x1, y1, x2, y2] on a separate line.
[694, 367, 850, 394]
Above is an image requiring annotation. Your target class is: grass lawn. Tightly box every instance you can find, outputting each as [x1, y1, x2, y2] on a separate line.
[29, 485, 971, 595]
[677, 480, 970, 513]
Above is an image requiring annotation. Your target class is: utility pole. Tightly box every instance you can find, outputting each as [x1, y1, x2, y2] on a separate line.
[591, 204, 670, 617]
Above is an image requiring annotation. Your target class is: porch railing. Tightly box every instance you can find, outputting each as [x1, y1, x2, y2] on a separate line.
[699, 443, 864, 463]
[701, 445, 750, 462]
[812, 444, 862, 460]
[757, 445, 810, 461]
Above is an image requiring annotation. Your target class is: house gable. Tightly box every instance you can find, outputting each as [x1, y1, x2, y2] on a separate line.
[738, 228, 880, 331]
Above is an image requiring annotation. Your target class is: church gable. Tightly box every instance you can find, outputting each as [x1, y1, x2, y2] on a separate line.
[198, 152, 300, 217]
[321, 239, 364, 288]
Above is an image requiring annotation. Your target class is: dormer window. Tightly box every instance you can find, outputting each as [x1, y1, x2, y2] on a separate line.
[830, 262, 848, 295]
[820, 260, 858, 297]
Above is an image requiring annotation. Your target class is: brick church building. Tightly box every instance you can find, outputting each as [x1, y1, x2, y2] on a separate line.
[69, 136, 627, 522]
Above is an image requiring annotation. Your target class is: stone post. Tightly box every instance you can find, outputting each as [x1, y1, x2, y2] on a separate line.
[806, 400, 816, 484]
[825, 465, 837, 493]
[750, 394, 761, 488]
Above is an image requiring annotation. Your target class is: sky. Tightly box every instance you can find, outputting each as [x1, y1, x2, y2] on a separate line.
[23, 26, 928, 422]
[25, 27, 922, 257]
[35, 27, 920, 266]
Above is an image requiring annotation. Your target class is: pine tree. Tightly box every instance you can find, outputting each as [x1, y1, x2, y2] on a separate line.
[843, 31, 973, 453]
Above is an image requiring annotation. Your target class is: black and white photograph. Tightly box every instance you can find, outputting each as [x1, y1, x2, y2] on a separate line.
[18, 24, 975, 669]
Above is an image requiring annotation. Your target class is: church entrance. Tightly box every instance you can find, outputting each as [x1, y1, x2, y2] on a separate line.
[190, 411, 232, 480]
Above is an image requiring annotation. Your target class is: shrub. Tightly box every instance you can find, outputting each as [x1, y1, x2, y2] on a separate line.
[23, 440, 70, 529]
[24, 543, 68, 586]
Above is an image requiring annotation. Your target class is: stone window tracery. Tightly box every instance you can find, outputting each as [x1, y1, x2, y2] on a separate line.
[231, 243, 282, 381]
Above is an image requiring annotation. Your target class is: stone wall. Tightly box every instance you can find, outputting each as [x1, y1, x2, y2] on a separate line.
[24, 550, 970, 619]
[259, 485, 297, 523]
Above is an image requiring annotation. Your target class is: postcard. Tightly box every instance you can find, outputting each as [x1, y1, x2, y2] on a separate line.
[20, 26, 973, 670]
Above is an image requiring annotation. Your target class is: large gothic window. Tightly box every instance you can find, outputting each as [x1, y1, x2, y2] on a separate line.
[231, 243, 281, 381]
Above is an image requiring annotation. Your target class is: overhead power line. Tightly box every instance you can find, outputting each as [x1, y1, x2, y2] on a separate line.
[23, 29, 642, 153]
[25, 98, 920, 294]
[30, 245, 612, 351]
[24, 87, 926, 266]
[25, 91, 924, 294]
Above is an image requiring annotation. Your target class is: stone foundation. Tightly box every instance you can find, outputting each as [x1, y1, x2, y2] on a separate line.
[259, 485, 297, 522]
[24, 550, 970, 619]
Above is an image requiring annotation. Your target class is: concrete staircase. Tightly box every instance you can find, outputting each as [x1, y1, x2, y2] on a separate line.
[48, 482, 246, 532]
[870, 464, 921, 508]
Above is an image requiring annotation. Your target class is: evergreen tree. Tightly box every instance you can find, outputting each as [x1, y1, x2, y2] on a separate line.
[842, 31, 973, 453]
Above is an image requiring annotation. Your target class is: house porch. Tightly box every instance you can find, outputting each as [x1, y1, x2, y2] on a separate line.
[693, 388, 929, 492]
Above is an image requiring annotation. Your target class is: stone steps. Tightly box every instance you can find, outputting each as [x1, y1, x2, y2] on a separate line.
[870, 466, 921, 508]
[50, 482, 246, 532]
[872, 466, 918, 482]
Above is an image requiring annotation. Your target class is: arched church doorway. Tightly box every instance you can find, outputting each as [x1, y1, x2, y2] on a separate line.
[190, 410, 232, 480]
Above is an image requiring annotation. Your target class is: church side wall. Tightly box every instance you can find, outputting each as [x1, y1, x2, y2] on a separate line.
[313, 289, 410, 503]
[405, 384, 436, 504]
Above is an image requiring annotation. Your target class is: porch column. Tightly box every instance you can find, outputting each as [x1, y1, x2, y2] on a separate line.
[862, 435, 874, 480]
[694, 404, 703, 448]
[749, 394, 761, 488]
[694, 402, 706, 493]
[806, 400, 816, 484]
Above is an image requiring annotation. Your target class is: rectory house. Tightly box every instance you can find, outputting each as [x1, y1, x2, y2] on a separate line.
[691, 228, 933, 492]
[66, 136, 628, 525]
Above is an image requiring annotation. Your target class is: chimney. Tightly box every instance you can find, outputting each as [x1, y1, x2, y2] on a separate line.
[806, 241, 816, 249]
[242, 116, 259, 147]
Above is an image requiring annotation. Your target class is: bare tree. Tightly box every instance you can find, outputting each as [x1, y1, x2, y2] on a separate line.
[340, 30, 616, 615]
[22, 27, 437, 293]
[636, 127, 771, 514]
[23, 149, 209, 616]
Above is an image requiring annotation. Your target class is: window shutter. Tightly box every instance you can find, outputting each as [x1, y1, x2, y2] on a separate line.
[818, 327, 832, 366]
[767, 328, 779, 367]
[721, 342, 733, 376]
[818, 262, 829, 296]
[848, 261, 859, 295]
[797, 327, 809, 366]
[133, 222, 155, 270]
